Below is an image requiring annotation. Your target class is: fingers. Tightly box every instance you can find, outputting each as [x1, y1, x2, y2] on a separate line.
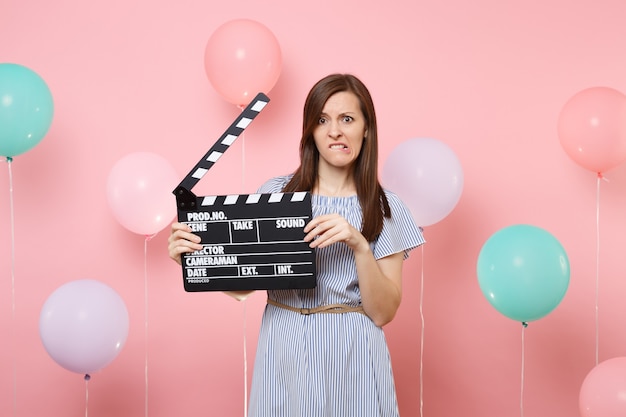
[168, 222, 202, 244]
[304, 214, 337, 235]
[303, 216, 329, 243]
[168, 222, 203, 265]
[304, 215, 351, 248]
[313, 233, 346, 248]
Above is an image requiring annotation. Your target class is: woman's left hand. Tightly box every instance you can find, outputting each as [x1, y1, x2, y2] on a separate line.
[303, 214, 368, 252]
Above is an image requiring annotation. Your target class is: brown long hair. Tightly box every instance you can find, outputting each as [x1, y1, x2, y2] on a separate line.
[282, 73, 390, 242]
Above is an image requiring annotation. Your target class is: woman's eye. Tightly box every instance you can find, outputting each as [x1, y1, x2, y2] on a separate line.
[342, 116, 353, 123]
[318, 117, 327, 124]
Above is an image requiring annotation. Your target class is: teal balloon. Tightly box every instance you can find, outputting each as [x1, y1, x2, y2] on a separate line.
[0, 63, 54, 157]
[477, 224, 570, 323]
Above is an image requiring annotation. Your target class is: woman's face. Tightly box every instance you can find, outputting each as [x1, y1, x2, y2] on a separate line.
[313, 91, 367, 172]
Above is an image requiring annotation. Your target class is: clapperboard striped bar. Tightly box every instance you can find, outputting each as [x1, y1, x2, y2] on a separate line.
[174, 93, 270, 202]
[173, 93, 317, 292]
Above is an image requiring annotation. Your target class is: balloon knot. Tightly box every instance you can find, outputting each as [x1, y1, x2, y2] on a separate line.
[5, 156, 12, 163]
[84, 374, 91, 381]
[522, 321, 528, 328]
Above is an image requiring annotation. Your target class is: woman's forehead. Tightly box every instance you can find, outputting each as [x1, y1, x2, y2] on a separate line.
[321, 91, 362, 114]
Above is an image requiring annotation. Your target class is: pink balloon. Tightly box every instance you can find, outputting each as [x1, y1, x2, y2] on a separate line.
[580, 357, 626, 417]
[107, 152, 179, 236]
[558, 86, 626, 174]
[204, 19, 282, 106]
[382, 138, 464, 227]
[39, 279, 129, 375]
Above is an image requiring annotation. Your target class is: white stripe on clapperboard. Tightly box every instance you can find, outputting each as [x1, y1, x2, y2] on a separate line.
[187, 97, 268, 183]
[200, 192, 307, 207]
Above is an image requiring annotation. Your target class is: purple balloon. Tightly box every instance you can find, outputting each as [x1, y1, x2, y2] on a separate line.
[382, 138, 464, 227]
[39, 279, 129, 375]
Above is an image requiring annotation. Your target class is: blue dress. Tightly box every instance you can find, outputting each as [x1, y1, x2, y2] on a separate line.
[249, 176, 425, 417]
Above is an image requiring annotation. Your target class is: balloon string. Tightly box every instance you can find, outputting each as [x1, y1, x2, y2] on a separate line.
[84, 374, 90, 417]
[419, 244, 425, 417]
[240, 103, 249, 417]
[144, 235, 153, 417]
[239, 104, 246, 194]
[595, 174, 602, 366]
[243, 299, 248, 417]
[241, 133, 247, 193]
[520, 322, 527, 417]
[5, 157, 17, 417]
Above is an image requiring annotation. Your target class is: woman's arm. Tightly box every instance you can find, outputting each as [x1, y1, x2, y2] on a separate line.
[353, 247, 403, 327]
[304, 214, 404, 327]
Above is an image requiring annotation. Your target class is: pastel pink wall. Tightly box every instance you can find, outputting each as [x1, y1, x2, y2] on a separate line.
[2, 0, 626, 416]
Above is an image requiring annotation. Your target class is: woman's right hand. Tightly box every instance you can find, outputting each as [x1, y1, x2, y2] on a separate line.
[168, 222, 203, 265]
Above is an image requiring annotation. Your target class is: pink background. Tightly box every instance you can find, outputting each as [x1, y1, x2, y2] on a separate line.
[2, 0, 626, 416]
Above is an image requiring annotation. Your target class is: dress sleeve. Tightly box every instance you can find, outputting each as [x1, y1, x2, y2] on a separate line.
[372, 191, 426, 260]
[256, 175, 291, 193]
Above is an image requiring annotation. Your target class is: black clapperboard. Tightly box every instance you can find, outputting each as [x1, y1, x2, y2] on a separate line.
[173, 93, 316, 292]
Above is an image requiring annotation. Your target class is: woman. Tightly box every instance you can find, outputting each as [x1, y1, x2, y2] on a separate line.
[169, 73, 425, 416]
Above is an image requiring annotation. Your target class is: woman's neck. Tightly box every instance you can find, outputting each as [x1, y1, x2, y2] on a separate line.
[314, 169, 356, 197]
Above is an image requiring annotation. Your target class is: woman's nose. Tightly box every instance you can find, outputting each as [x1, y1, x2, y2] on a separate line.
[328, 120, 342, 138]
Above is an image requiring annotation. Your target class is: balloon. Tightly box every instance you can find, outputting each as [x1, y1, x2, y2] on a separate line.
[476, 224, 570, 323]
[106, 152, 179, 236]
[204, 19, 282, 106]
[558, 86, 626, 174]
[580, 357, 626, 417]
[382, 138, 463, 227]
[0, 63, 54, 157]
[39, 279, 129, 375]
